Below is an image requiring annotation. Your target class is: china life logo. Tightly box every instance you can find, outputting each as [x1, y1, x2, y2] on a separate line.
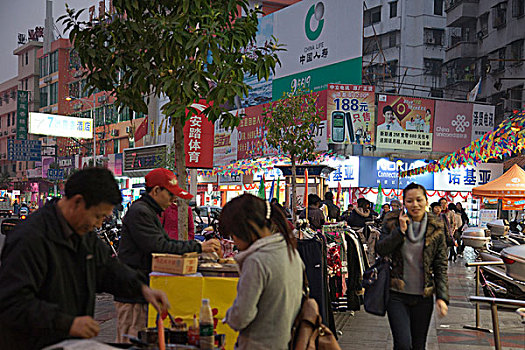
[305, 2, 325, 41]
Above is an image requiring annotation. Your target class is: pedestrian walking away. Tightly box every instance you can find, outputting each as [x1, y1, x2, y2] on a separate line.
[116, 168, 221, 343]
[219, 194, 303, 350]
[0, 168, 169, 350]
[377, 183, 449, 350]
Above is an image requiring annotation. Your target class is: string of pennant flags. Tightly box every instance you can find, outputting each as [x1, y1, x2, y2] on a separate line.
[400, 110, 525, 178]
[197, 150, 346, 177]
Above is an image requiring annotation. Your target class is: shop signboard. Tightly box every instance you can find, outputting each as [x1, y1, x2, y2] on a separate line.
[16, 90, 29, 139]
[8, 139, 41, 161]
[123, 144, 167, 176]
[376, 95, 434, 151]
[218, 174, 243, 186]
[41, 157, 54, 179]
[433, 100, 474, 153]
[28, 112, 93, 139]
[471, 104, 495, 141]
[358, 156, 433, 190]
[183, 101, 214, 169]
[325, 156, 359, 188]
[327, 84, 374, 145]
[107, 153, 123, 176]
[271, 0, 362, 98]
[479, 209, 498, 227]
[213, 110, 241, 167]
[433, 163, 503, 192]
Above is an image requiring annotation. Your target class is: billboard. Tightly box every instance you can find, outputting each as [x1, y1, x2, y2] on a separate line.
[29, 112, 93, 139]
[16, 91, 29, 139]
[327, 84, 375, 145]
[359, 156, 433, 190]
[471, 104, 495, 141]
[213, 110, 241, 167]
[326, 156, 359, 188]
[376, 95, 434, 151]
[433, 100, 473, 153]
[183, 102, 214, 169]
[271, 0, 363, 99]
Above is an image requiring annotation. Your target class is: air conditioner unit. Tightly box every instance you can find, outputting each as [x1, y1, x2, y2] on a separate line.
[125, 126, 132, 133]
[111, 129, 119, 137]
[98, 95, 107, 103]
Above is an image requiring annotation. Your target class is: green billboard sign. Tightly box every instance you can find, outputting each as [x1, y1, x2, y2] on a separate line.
[16, 90, 29, 139]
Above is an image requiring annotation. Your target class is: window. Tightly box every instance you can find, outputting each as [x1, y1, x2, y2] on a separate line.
[510, 40, 524, 65]
[7, 114, 10, 127]
[19, 162, 22, 171]
[388, 31, 398, 47]
[492, 2, 507, 28]
[39, 56, 49, 77]
[12, 164, 16, 173]
[119, 106, 131, 122]
[25, 52, 28, 66]
[498, 47, 506, 70]
[39, 86, 48, 108]
[49, 51, 58, 74]
[390, 1, 398, 18]
[49, 83, 58, 105]
[11, 112, 15, 126]
[424, 28, 444, 46]
[387, 60, 398, 77]
[113, 138, 119, 154]
[424, 58, 443, 76]
[363, 36, 379, 55]
[510, 85, 523, 110]
[512, 0, 525, 17]
[364, 6, 382, 27]
[479, 12, 489, 37]
[434, 0, 443, 15]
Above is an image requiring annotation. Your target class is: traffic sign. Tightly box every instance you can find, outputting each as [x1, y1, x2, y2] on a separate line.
[47, 168, 64, 180]
[7, 139, 42, 161]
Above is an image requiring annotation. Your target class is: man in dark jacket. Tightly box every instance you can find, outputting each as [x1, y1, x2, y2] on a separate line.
[116, 167, 221, 342]
[323, 191, 340, 222]
[0, 168, 169, 350]
[299, 194, 325, 230]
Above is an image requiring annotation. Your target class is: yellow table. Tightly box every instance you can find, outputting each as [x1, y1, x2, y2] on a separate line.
[148, 273, 239, 350]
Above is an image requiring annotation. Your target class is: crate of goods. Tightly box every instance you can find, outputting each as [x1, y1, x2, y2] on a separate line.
[151, 252, 198, 275]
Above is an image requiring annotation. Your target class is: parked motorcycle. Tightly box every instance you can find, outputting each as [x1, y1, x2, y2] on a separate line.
[465, 219, 525, 300]
[96, 218, 121, 257]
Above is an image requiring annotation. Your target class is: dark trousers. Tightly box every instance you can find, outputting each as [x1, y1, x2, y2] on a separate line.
[386, 291, 434, 350]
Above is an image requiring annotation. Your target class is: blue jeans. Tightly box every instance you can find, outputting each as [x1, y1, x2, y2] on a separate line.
[387, 291, 434, 350]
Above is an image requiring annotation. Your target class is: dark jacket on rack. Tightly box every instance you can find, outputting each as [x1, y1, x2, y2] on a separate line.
[376, 211, 449, 303]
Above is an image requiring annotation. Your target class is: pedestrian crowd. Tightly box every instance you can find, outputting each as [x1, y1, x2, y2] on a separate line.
[0, 167, 458, 350]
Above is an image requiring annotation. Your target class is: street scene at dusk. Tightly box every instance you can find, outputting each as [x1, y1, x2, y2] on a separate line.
[0, 0, 524, 349]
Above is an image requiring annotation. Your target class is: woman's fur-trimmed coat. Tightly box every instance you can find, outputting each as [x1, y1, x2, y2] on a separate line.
[376, 211, 449, 303]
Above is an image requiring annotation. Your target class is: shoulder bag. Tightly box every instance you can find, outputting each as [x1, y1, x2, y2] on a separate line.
[290, 271, 341, 350]
[362, 257, 391, 316]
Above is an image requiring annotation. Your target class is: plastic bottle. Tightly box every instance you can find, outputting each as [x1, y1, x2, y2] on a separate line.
[188, 314, 199, 346]
[199, 299, 214, 350]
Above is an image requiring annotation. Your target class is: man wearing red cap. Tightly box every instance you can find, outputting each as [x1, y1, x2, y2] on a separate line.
[116, 168, 221, 342]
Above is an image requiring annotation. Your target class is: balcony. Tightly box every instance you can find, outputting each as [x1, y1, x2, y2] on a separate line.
[446, 41, 478, 61]
[446, 0, 479, 27]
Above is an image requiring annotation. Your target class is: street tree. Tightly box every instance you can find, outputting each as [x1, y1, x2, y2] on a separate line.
[263, 91, 324, 222]
[61, 0, 281, 239]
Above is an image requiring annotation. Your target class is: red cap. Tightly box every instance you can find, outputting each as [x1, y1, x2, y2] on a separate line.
[145, 168, 194, 200]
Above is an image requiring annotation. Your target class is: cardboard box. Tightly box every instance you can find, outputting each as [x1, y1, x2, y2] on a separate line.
[151, 252, 198, 275]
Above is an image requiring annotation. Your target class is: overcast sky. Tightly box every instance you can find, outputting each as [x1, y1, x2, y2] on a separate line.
[0, 0, 96, 82]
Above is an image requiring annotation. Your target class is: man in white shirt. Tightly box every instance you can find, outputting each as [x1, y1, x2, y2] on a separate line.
[377, 105, 404, 132]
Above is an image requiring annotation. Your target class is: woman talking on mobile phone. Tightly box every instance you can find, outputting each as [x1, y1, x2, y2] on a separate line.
[376, 183, 449, 350]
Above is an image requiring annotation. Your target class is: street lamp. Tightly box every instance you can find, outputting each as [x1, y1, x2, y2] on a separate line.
[65, 95, 97, 163]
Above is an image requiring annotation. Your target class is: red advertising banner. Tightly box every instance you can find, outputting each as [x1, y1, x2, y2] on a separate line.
[376, 94, 435, 151]
[236, 103, 275, 160]
[433, 100, 474, 153]
[184, 101, 214, 169]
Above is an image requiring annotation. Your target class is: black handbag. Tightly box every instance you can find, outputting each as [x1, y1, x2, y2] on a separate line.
[362, 257, 391, 316]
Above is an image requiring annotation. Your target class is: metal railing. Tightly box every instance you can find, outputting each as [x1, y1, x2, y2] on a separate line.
[468, 296, 525, 350]
[464, 261, 505, 333]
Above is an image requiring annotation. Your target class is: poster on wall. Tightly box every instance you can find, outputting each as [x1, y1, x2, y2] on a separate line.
[433, 100, 474, 153]
[327, 84, 375, 145]
[471, 104, 495, 142]
[433, 163, 503, 192]
[376, 95, 434, 151]
[358, 156, 433, 190]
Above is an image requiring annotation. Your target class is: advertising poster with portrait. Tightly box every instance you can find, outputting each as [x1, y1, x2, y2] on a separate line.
[376, 95, 435, 151]
[327, 84, 375, 145]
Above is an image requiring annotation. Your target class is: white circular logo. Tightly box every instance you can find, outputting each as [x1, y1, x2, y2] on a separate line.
[511, 177, 521, 183]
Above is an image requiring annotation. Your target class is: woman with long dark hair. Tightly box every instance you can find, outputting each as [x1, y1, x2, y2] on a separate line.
[377, 183, 449, 350]
[219, 194, 303, 350]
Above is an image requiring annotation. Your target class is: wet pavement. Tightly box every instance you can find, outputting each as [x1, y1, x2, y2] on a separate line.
[93, 247, 525, 348]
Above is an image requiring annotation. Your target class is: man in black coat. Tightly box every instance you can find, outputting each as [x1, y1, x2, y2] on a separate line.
[0, 168, 169, 350]
[323, 191, 341, 222]
[116, 168, 221, 342]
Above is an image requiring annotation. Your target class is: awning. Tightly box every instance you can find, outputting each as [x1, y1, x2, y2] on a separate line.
[472, 164, 525, 199]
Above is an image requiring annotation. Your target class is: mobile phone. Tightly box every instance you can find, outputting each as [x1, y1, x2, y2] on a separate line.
[331, 111, 346, 143]
[345, 112, 355, 143]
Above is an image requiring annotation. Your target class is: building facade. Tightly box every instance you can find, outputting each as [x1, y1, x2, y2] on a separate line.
[363, 0, 447, 97]
[443, 0, 525, 122]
